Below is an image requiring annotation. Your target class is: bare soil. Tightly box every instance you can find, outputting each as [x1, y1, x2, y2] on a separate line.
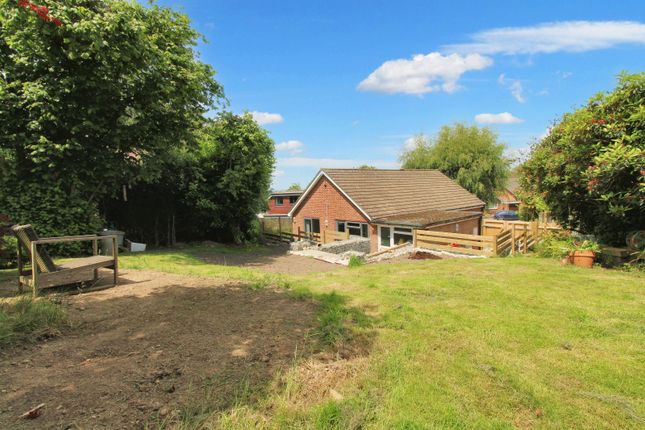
[192, 244, 342, 275]
[0, 270, 318, 429]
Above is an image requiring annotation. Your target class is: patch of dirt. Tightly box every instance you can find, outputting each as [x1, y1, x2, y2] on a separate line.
[409, 251, 443, 260]
[193, 244, 342, 275]
[0, 270, 318, 429]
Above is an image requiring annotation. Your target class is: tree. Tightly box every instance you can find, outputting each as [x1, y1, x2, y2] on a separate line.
[400, 124, 510, 203]
[521, 73, 644, 244]
[357, 164, 376, 170]
[103, 113, 275, 244]
[0, 0, 223, 241]
[187, 113, 275, 242]
[287, 183, 302, 191]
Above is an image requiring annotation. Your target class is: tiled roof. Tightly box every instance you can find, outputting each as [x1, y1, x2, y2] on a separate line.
[321, 169, 484, 219]
[270, 190, 303, 197]
[373, 209, 482, 227]
[506, 176, 520, 193]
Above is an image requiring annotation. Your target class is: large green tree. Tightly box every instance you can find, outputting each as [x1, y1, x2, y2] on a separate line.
[521, 73, 644, 245]
[0, 0, 223, 239]
[400, 124, 510, 203]
[103, 113, 275, 245]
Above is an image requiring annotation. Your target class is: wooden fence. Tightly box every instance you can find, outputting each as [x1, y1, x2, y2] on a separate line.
[262, 228, 349, 245]
[415, 219, 561, 257]
[482, 219, 561, 237]
[414, 229, 495, 256]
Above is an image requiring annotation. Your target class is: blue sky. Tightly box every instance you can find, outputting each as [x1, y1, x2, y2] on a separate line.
[158, 0, 645, 190]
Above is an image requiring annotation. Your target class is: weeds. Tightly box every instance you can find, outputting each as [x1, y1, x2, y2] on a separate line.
[0, 296, 67, 347]
[348, 255, 364, 268]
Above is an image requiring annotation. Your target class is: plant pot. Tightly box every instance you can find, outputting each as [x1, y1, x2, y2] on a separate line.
[569, 250, 595, 268]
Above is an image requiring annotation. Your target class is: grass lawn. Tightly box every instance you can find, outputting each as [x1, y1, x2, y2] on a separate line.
[117, 248, 645, 429]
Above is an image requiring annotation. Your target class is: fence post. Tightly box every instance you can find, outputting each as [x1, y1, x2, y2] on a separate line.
[413, 230, 417, 248]
[511, 224, 516, 255]
[297, 226, 301, 240]
[522, 227, 528, 253]
[491, 234, 498, 256]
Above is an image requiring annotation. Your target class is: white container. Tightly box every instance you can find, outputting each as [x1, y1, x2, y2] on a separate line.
[129, 242, 147, 252]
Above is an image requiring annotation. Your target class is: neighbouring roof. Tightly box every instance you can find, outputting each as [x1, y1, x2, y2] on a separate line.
[506, 176, 520, 193]
[290, 168, 484, 220]
[373, 209, 482, 228]
[269, 190, 303, 197]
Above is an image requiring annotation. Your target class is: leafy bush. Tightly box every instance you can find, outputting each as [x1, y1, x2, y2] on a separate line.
[0, 297, 68, 347]
[0, 236, 17, 269]
[535, 233, 602, 259]
[534, 233, 576, 258]
[348, 255, 364, 268]
[521, 73, 644, 245]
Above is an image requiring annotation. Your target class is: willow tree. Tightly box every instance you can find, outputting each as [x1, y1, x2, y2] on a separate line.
[400, 124, 510, 204]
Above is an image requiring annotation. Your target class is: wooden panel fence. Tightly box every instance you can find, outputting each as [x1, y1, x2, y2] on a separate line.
[262, 228, 349, 245]
[482, 219, 561, 237]
[414, 229, 495, 256]
[415, 219, 561, 257]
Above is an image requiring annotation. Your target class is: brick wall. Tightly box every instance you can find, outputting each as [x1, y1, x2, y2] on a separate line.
[292, 176, 369, 235]
[428, 216, 481, 235]
[267, 196, 295, 215]
[488, 189, 520, 214]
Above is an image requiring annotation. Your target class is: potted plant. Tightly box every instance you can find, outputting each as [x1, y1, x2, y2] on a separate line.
[569, 240, 601, 268]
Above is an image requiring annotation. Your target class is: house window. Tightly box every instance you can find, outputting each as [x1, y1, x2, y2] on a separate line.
[380, 226, 413, 249]
[275, 197, 284, 206]
[393, 227, 413, 246]
[304, 218, 320, 235]
[289, 196, 298, 204]
[380, 226, 391, 247]
[487, 202, 498, 209]
[336, 221, 369, 238]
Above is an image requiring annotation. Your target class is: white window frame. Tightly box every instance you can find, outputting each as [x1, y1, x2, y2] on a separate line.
[336, 220, 369, 238]
[378, 225, 413, 250]
[304, 217, 320, 234]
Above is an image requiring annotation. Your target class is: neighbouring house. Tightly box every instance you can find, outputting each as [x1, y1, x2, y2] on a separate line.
[289, 169, 485, 253]
[488, 176, 520, 215]
[265, 190, 303, 216]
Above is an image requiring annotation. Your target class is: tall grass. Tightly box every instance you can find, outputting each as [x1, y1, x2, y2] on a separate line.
[0, 297, 67, 347]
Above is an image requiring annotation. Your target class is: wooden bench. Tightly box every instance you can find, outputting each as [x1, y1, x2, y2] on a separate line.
[12, 225, 118, 296]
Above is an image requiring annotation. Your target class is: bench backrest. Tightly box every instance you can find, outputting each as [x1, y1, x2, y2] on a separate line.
[12, 225, 57, 273]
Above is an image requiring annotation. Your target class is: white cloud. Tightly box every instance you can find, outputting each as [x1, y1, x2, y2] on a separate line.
[276, 140, 304, 155]
[403, 135, 430, 150]
[357, 52, 493, 96]
[505, 146, 531, 165]
[444, 21, 645, 55]
[278, 157, 399, 169]
[250, 111, 284, 125]
[475, 112, 524, 124]
[272, 170, 285, 177]
[498, 73, 525, 103]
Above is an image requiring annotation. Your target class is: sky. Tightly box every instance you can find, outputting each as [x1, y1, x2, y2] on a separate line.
[157, 0, 645, 190]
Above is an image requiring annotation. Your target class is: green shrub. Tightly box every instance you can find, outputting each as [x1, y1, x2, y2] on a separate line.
[0, 236, 17, 269]
[534, 233, 576, 258]
[0, 297, 68, 347]
[348, 255, 364, 268]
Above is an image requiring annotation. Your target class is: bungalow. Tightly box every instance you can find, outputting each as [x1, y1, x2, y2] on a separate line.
[289, 169, 485, 253]
[488, 176, 520, 215]
[266, 190, 303, 216]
